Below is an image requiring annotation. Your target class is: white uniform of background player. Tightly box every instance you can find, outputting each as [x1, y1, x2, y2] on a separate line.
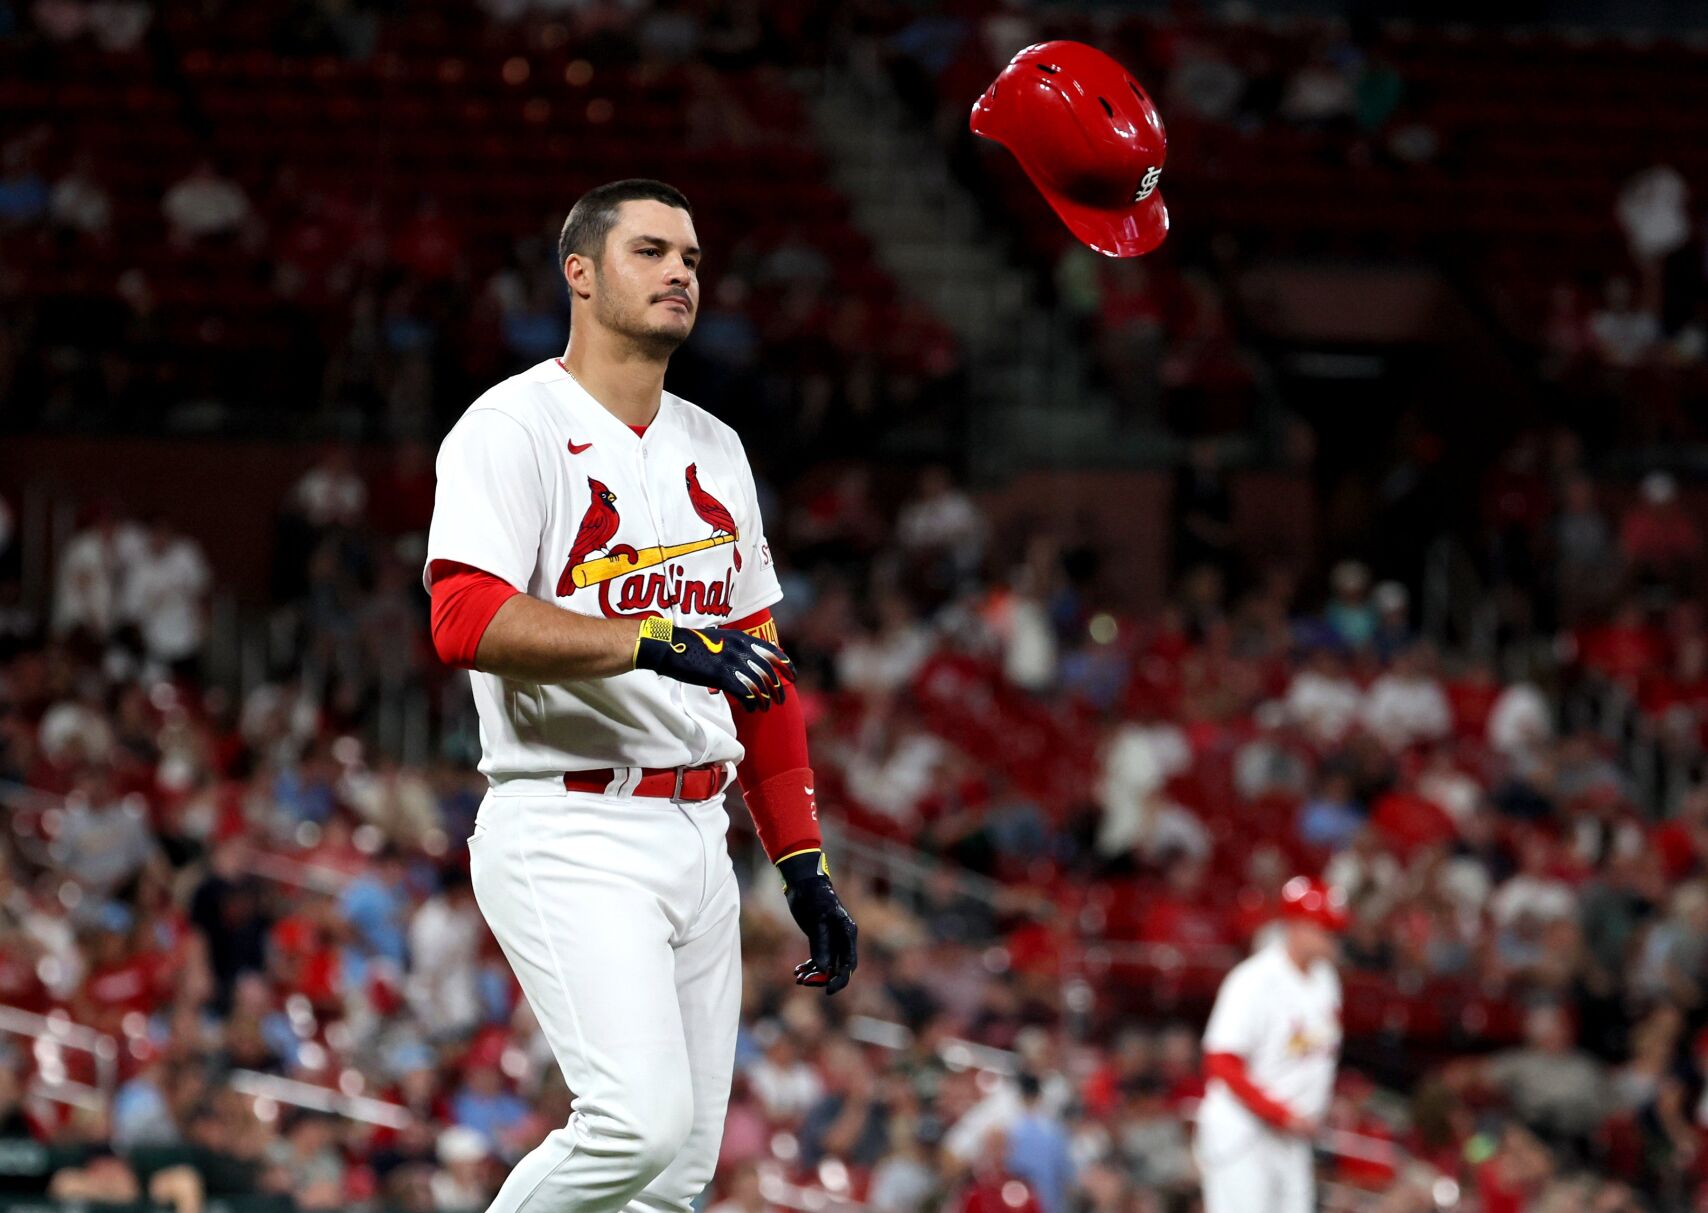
[1196, 877, 1345, 1213]
[425, 182, 854, 1213]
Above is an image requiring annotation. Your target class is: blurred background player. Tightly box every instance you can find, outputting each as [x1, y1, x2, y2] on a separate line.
[1196, 876, 1346, 1213]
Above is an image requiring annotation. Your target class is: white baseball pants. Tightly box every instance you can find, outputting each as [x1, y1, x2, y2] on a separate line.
[1197, 1129, 1314, 1213]
[468, 783, 743, 1213]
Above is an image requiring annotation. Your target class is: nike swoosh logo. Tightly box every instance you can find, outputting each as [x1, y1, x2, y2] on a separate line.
[567, 439, 593, 454]
[692, 632, 725, 654]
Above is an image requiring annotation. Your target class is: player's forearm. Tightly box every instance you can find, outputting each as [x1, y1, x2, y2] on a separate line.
[473, 593, 642, 682]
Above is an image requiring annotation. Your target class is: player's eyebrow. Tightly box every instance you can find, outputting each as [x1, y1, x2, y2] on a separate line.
[631, 235, 701, 260]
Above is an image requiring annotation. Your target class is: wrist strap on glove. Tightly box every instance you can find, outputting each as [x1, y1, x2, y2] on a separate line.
[633, 616, 679, 669]
[777, 848, 830, 889]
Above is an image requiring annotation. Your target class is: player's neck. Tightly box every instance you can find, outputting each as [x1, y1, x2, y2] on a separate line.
[561, 337, 665, 428]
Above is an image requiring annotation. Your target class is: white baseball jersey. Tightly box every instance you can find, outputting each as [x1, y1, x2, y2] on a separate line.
[425, 358, 781, 785]
[1197, 941, 1341, 1160]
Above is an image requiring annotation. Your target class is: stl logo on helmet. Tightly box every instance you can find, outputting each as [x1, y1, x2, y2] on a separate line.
[1133, 165, 1162, 204]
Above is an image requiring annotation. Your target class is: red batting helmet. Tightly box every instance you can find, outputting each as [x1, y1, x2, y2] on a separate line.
[1279, 876, 1349, 932]
[969, 40, 1168, 258]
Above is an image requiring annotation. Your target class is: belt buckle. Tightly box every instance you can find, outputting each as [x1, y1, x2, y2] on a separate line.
[671, 766, 688, 803]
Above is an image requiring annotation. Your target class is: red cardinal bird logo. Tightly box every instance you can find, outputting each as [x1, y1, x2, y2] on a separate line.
[684, 463, 741, 570]
[557, 478, 620, 596]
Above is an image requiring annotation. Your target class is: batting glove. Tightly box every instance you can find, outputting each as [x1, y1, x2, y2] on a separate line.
[777, 850, 858, 995]
[633, 616, 795, 711]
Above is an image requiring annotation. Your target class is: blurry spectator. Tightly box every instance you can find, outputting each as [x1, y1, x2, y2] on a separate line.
[837, 593, 934, 695]
[0, 1065, 30, 1137]
[896, 467, 987, 586]
[264, 1111, 346, 1209]
[1110, 1073, 1193, 1193]
[706, 1162, 770, 1213]
[162, 160, 255, 246]
[1232, 703, 1312, 802]
[55, 773, 159, 898]
[866, 1124, 938, 1213]
[393, 199, 463, 283]
[188, 839, 269, 1006]
[1297, 772, 1365, 851]
[1488, 833, 1576, 928]
[450, 1062, 528, 1153]
[48, 154, 113, 240]
[431, 1126, 495, 1211]
[1280, 47, 1354, 127]
[1615, 164, 1691, 264]
[340, 848, 410, 965]
[1553, 473, 1618, 623]
[1457, 1005, 1611, 1146]
[49, 1149, 202, 1213]
[958, 1131, 1043, 1213]
[1095, 718, 1203, 863]
[747, 1025, 822, 1124]
[1370, 582, 1413, 661]
[797, 1040, 890, 1168]
[1360, 645, 1452, 752]
[1589, 278, 1657, 368]
[111, 1050, 178, 1150]
[1618, 472, 1702, 598]
[38, 680, 116, 770]
[1354, 56, 1404, 134]
[1285, 645, 1362, 746]
[407, 866, 483, 1040]
[1632, 880, 1708, 1005]
[52, 508, 145, 643]
[1004, 1073, 1074, 1213]
[293, 446, 368, 529]
[1172, 440, 1236, 581]
[1541, 284, 1594, 377]
[121, 516, 211, 675]
[1324, 560, 1376, 653]
[980, 566, 1058, 693]
[1488, 679, 1553, 762]
[1472, 1121, 1555, 1213]
[755, 227, 830, 289]
[0, 137, 47, 227]
[1168, 41, 1246, 122]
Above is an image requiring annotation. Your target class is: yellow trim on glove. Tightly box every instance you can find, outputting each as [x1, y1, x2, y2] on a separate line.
[633, 616, 676, 667]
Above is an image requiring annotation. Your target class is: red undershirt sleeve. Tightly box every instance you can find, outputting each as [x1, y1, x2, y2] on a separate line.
[1203, 1052, 1295, 1129]
[724, 608, 821, 863]
[428, 560, 521, 669]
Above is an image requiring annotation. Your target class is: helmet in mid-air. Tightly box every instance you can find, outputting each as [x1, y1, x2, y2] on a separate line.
[969, 40, 1168, 258]
[1279, 876, 1350, 932]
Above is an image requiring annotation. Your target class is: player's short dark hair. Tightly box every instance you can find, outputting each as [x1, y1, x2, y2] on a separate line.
[558, 179, 693, 269]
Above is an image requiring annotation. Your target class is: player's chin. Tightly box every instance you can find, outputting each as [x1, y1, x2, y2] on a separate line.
[648, 306, 694, 335]
[628, 319, 691, 358]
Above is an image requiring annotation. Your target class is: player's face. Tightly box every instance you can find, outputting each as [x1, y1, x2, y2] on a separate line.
[1292, 920, 1339, 965]
[588, 199, 701, 357]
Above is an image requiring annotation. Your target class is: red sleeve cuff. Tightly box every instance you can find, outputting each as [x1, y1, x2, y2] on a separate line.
[1204, 1052, 1295, 1128]
[429, 560, 520, 669]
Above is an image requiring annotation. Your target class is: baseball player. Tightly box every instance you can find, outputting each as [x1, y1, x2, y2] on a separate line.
[423, 179, 857, 1213]
[1195, 876, 1346, 1213]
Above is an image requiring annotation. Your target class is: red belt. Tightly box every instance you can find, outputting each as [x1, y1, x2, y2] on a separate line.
[563, 763, 730, 801]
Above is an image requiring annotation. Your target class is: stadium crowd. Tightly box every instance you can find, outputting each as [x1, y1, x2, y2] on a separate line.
[3, 416, 1708, 1212]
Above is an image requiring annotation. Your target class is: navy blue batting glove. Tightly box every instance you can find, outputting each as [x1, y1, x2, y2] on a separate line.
[633, 617, 795, 711]
[778, 850, 858, 995]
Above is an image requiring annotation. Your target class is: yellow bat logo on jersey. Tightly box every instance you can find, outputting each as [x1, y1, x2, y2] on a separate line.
[569, 534, 736, 589]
